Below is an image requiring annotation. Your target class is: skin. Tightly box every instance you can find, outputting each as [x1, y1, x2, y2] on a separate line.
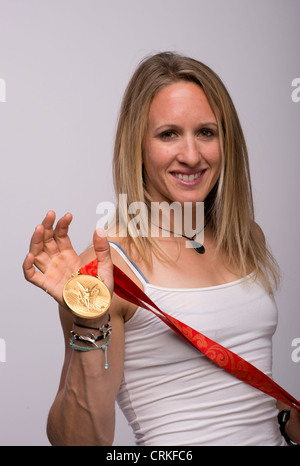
[143, 81, 221, 206]
[23, 81, 300, 446]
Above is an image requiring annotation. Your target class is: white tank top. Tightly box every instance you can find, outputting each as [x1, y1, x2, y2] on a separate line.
[110, 242, 285, 446]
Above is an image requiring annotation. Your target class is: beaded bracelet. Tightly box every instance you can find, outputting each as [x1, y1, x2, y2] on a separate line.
[69, 335, 111, 370]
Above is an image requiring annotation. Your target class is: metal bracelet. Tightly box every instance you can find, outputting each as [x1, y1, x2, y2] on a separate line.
[70, 327, 112, 346]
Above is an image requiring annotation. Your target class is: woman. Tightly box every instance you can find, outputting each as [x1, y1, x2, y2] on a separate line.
[23, 52, 300, 446]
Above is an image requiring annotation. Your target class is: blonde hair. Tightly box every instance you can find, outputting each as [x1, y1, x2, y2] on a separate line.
[112, 52, 279, 291]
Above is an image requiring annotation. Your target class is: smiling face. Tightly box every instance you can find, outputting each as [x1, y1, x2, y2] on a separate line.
[143, 81, 221, 206]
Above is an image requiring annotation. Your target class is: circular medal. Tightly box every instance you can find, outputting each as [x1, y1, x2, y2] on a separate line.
[63, 273, 111, 319]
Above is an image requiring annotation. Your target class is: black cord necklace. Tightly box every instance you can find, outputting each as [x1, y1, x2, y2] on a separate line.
[155, 224, 206, 254]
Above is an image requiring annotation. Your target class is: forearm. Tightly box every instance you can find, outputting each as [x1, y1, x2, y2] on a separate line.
[23, 213, 123, 445]
[285, 411, 300, 446]
[47, 348, 116, 446]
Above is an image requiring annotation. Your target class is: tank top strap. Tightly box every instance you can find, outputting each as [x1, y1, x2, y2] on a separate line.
[109, 241, 149, 285]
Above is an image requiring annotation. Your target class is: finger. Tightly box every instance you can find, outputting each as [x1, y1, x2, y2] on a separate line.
[29, 224, 49, 257]
[53, 212, 74, 251]
[41, 210, 60, 256]
[23, 252, 46, 289]
[93, 229, 114, 295]
[28, 224, 52, 272]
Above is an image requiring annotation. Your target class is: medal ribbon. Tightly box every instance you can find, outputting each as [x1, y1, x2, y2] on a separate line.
[79, 259, 300, 412]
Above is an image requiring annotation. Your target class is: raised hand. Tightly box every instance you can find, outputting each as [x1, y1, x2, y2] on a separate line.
[23, 211, 115, 322]
[23, 211, 82, 309]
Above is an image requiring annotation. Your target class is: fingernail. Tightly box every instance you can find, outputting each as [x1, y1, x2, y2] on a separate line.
[96, 228, 107, 237]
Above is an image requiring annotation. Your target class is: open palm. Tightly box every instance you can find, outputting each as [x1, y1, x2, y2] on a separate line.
[23, 211, 114, 313]
[23, 211, 83, 309]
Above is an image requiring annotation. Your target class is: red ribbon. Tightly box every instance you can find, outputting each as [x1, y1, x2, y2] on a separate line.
[80, 259, 300, 412]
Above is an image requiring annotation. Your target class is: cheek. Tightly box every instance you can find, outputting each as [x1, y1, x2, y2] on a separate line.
[204, 143, 222, 185]
[207, 142, 221, 167]
[143, 141, 170, 173]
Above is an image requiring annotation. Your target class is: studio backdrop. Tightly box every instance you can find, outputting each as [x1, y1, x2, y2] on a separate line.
[0, 0, 299, 446]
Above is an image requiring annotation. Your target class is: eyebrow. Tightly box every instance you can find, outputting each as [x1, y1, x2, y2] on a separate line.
[154, 122, 218, 132]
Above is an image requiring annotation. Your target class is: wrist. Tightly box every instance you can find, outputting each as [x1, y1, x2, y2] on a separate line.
[278, 410, 300, 446]
[69, 313, 112, 369]
[73, 311, 110, 329]
[73, 313, 112, 340]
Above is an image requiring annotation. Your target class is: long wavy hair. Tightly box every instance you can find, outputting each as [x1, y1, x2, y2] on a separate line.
[111, 51, 279, 292]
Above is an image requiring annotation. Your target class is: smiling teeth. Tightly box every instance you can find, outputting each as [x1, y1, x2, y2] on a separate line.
[174, 172, 202, 181]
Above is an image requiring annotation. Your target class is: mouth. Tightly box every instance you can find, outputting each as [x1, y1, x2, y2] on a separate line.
[170, 170, 206, 185]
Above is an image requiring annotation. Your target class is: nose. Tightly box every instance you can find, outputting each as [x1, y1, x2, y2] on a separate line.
[177, 136, 201, 166]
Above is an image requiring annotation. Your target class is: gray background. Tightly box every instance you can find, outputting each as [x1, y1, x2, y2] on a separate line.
[0, 0, 299, 446]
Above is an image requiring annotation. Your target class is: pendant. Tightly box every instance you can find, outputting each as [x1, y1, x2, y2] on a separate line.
[191, 241, 205, 254]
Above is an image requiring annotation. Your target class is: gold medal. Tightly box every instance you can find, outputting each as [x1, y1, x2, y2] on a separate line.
[63, 271, 111, 319]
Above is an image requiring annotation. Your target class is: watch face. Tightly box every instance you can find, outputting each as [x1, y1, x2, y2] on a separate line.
[63, 274, 111, 319]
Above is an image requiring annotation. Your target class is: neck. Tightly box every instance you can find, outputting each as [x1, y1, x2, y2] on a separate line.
[149, 201, 205, 241]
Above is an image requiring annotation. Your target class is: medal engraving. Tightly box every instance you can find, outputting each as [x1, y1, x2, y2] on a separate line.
[63, 274, 111, 319]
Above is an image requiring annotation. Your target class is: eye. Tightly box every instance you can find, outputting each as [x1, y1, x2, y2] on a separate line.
[159, 130, 178, 141]
[199, 128, 215, 138]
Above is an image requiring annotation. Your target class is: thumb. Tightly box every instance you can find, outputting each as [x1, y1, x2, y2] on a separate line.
[93, 229, 114, 295]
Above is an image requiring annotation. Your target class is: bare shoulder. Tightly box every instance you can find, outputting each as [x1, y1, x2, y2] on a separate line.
[78, 237, 142, 276]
